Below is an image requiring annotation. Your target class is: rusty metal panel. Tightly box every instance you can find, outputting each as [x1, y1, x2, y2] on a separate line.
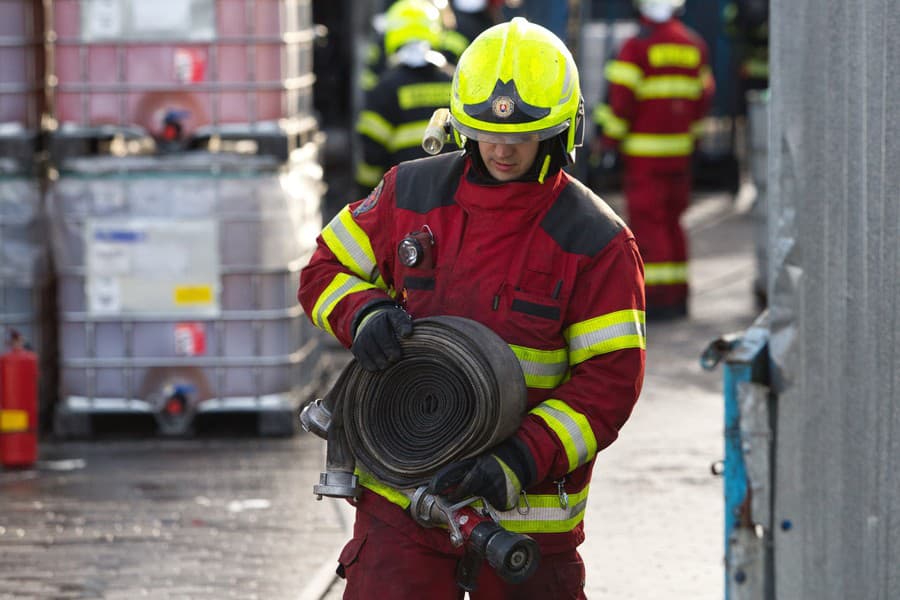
[768, 0, 900, 598]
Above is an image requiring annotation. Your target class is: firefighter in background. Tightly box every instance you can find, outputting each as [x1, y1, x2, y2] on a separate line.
[300, 18, 645, 597]
[725, 0, 769, 114]
[593, 0, 715, 320]
[354, 0, 456, 196]
[359, 1, 470, 94]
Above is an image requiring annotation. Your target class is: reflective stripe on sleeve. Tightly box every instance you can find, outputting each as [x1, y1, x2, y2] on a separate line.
[356, 110, 394, 146]
[605, 60, 643, 91]
[389, 120, 432, 152]
[592, 103, 629, 140]
[311, 273, 381, 336]
[621, 133, 694, 157]
[565, 309, 647, 365]
[321, 206, 386, 288]
[530, 399, 598, 472]
[644, 262, 688, 285]
[355, 162, 385, 188]
[508, 344, 568, 389]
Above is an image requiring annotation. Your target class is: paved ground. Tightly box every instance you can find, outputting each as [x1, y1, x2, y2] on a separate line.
[0, 188, 759, 600]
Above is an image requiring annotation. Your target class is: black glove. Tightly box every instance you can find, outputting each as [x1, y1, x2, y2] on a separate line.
[428, 438, 537, 511]
[351, 304, 413, 371]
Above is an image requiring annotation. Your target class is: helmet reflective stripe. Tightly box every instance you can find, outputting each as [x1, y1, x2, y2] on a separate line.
[565, 308, 647, 365]
[450, 17, 583, 151]
[530, 398, 598, 472]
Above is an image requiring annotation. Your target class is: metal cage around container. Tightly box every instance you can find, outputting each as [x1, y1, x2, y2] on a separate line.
[46, 0, 316, 146]
[48, 141, 329, 436]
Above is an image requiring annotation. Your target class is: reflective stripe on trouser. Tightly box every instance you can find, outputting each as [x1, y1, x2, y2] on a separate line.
[624, 166, 691, 308]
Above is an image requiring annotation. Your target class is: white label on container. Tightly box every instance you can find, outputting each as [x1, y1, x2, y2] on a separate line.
[84, 0, 124, 39]
[131, 0, 191, 33]
[88, 276, 122, 314]
[85, 218, 219, 317]
[89, 242, 131, 276]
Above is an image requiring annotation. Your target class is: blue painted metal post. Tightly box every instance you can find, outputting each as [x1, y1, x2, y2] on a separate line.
[702, 314, 770, 599]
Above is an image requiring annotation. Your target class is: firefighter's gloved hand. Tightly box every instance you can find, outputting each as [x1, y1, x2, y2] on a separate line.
[351, 304, 413, 371]
[428, 438, 536, 511]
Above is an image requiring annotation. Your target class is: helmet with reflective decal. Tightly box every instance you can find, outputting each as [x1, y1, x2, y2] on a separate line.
[449, 17, 584, 154]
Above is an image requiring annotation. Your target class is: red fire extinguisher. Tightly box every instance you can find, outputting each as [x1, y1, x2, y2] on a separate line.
[0, 330, 39, 468]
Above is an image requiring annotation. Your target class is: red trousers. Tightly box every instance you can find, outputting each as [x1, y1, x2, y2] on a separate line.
[337, 508, 587, 599]
[623, 166, 691, 311]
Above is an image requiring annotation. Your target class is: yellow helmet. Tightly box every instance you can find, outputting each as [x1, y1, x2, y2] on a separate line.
[449, 17, 584, 154]
[384, 0, 444, 56]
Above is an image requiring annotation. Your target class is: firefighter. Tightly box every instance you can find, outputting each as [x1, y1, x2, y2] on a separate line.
[593, 0, 715, 320]
[354, 0, 456, 196]
[300, 17, 646, 598]
[359, 1, 469, 94]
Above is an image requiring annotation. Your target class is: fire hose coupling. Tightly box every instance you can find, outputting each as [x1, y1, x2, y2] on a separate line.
[408, 486, 540, 585]
[299, 397, 331, 439]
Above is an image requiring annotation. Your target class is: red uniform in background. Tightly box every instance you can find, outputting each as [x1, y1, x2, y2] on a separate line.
[594, 9, 714, 318]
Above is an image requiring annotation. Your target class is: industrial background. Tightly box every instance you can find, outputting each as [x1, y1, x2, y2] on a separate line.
[0, 0, 898, 598]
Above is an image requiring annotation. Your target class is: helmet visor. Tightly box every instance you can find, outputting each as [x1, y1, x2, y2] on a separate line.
[450, 115, 569, 145]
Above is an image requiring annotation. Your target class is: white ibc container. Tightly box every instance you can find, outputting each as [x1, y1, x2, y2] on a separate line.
[48, 143, 328, 435]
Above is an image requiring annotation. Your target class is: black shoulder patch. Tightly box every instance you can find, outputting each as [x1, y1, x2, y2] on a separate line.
[541, 177, 625, 256]
[395, 151, 465, 213]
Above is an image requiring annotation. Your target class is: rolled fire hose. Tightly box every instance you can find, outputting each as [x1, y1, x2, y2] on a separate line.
[301, 315, 540, 585]
[312, 315, 528, 488]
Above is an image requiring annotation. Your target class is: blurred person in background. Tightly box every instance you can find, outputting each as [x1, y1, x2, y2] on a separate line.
[592, 0, 714, 320]
[359, 0, 471, 94]
[354, 0, 455, 196]
[300, 17, 645, 598]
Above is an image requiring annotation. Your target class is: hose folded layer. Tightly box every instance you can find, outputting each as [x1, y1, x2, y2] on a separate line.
[334, 315, 527, 488]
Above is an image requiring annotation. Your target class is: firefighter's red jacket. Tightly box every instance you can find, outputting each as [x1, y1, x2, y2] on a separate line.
[299, 152, 646, 553]
[595, 17, 715, 171]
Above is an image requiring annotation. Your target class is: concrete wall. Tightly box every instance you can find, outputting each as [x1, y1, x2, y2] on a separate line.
[768, 0, 900, 598]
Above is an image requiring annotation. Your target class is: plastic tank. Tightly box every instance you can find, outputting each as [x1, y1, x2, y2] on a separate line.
[48, 0, 315, 139]
[48, 142, 328, 436]
[0, 0, 44, 131]
[0, 165, 45, 351]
